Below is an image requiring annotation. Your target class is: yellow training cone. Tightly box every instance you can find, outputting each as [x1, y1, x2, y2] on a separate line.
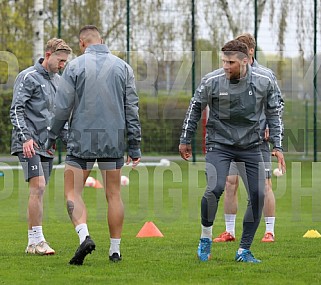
[303, 230, 321, 238]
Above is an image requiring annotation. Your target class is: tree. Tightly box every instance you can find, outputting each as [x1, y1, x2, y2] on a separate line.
[56, 0, 104, 55]
[33, 0, 44, 62]
[127, 0, 193, 95]
[202, 0, 268, 46]
[0, 1, 33, 88]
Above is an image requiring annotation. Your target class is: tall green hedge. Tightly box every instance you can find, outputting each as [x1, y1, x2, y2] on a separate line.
[0, 91, 13, 154]
[0, 91, 204, 155]
[138, 95, 204, 155]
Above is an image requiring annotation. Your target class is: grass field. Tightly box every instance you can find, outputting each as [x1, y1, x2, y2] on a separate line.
[0, 158, 321, 285]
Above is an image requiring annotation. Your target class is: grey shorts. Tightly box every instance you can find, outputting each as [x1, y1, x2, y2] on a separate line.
[17, 153, 53, 184]
[229, 141, 272, 179]
[65, 155, 124, 170]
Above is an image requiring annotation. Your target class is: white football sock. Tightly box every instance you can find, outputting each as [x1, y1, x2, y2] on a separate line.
[265, 217, 275, 235]
[75, 223, 89, 244]
[28, 229, 35, 246]
[109, 238, 121, 256]
[225, 214, 236, 237]
[32, 226, 45, 244]
[201, 225, 212, 239]
[238, 248, 245, 254]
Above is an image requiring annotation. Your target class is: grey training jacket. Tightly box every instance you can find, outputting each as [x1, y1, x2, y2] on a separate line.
[180, 64, 283, 151]
[252, 59, 284, 140]
[49, 44, 141, 159]
[10, 58, 62, 158]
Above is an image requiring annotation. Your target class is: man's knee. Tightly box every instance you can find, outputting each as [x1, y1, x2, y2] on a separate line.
[29, 176, 46, 195]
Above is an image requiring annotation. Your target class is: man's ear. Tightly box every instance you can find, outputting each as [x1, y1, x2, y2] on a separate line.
[249, 47, 255, 56]
[79, 39, 85, 48]
[45, 51, 52, 59]
[242, 57, 249, 66]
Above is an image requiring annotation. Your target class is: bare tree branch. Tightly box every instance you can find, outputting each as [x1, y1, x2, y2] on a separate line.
[217, 0, 239, 37]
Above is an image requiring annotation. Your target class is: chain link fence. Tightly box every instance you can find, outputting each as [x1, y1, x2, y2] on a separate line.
[0, 0, 320, 159]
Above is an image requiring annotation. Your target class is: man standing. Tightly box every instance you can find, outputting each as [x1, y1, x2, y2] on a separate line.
[214, 33, 284, 243]
[47, 25, 141, 265]
[179, 40, 285, 263]
[10, 38, 72, 255]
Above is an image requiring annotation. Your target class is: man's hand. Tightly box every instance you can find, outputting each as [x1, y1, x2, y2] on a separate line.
[46, 143, 56, 156]
[127, 147, 141, 168]
[44, 137, 56, 151]
[179, 144, 192, 161]
[271, 149, 286, 174]
[126, 156, 141, 168]
[23, 139, 38, 158]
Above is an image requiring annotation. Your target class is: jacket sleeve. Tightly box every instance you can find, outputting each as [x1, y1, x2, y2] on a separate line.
[57, 122, 69, 145]
[9, 73, 34, 142]
[274, 77, 285, 132]
[124, 64, 141, 158]
[265, 79, 284, 151]
[180, 77, 209, 144]
[49, 65, 75, 137]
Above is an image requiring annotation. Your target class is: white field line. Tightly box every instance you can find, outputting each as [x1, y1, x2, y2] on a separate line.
[0, 160, 171, 170]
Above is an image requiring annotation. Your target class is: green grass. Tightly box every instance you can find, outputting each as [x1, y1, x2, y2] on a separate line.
[0, 160, 321, 284]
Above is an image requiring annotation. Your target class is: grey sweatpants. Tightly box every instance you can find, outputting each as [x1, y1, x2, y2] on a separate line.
[201, 144, 265, 249]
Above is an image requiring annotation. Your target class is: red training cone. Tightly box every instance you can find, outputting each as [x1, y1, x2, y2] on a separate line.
[136, 221, 164, 238]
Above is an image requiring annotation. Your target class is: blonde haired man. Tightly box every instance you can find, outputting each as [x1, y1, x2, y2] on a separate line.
[10, 38, 72, 255]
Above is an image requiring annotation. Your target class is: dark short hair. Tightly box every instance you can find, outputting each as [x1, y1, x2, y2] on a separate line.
[235, 33, 256, 50]
[221, 39, 249, 59]
[79, 25, 100, 36]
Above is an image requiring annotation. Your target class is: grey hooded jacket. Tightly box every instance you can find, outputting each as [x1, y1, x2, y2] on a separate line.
[49, 44, 141, 159]
[10, 58, 64, 158]
[180, 64, 283, 151]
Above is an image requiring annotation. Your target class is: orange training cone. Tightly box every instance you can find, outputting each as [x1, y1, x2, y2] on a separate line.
[93, 179, 103, 189]
[85, 176, 103, 189]
[136, 221, 164, 238]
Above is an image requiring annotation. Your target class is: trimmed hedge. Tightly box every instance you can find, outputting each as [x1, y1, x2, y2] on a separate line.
[0, 91, 204, 155]
[139, 95, 203, 154]
[0, 91, 13, 153]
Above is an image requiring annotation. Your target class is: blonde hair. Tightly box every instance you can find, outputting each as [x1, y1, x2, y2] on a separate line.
[45, 38, 72, 54]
